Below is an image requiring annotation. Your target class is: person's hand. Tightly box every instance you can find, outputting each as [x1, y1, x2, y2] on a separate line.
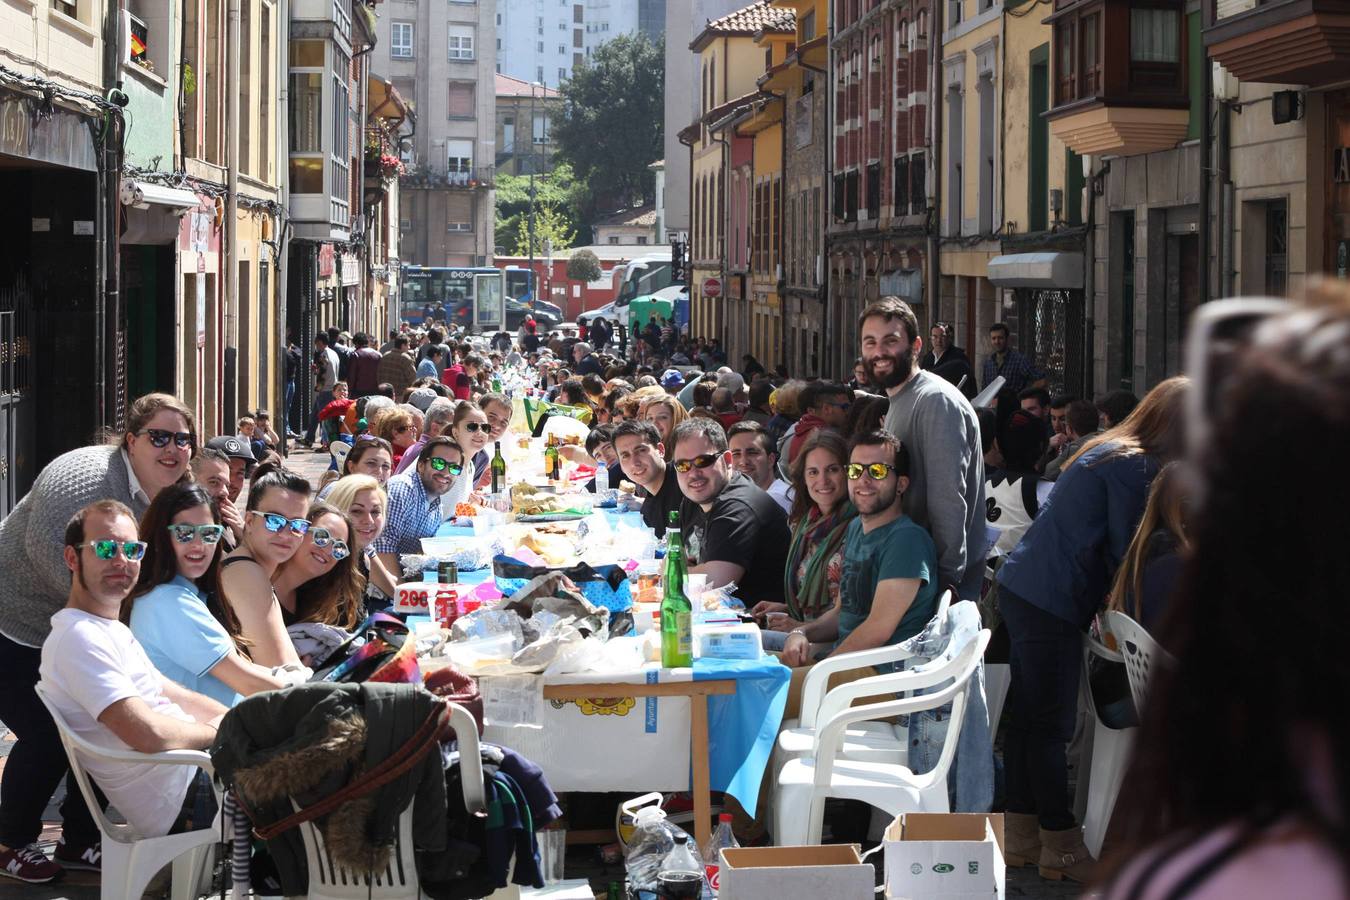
[781, 631, 811, 668]
[750, 600, 788, 623]
[1049, 432, 1069, 451]
[219, 497, 245, 541]
[767, 613, 802, 633]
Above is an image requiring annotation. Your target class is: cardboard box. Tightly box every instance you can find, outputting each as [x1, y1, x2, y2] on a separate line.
[883, 813, 1005, 900]
[718, 845, 875, 900]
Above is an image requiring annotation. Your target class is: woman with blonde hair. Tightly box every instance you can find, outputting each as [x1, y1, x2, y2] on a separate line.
[326, 474, 399, 606]
[1105, 460, 1190, 631]
[641, 394, 688, 458]
[370, 406, 418, 468]
[993, 375, 1190, 882]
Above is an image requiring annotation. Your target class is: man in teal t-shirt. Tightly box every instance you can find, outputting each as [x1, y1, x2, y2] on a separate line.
[782, 429, 938, 669]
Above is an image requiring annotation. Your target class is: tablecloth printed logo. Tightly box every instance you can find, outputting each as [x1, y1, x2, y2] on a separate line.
[549, 697, 637, 716]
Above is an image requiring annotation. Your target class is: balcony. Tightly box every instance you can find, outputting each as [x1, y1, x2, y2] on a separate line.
[1045, 0, 1191, 157]
[399, 166, 496, 191]
[1206, 0, 1350, 85]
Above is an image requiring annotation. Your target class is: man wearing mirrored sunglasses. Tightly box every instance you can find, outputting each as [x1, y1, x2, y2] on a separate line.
[38, 500, 226, 851]
[671, 419, 790, 607]
[375, 436, 463, 579]
[781, 431, 938, 671]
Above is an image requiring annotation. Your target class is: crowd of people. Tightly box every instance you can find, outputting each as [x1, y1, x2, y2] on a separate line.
[0, 289, 1346, 897]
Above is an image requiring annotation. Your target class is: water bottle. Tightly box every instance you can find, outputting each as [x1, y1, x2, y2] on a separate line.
[596, 461, 610, 493]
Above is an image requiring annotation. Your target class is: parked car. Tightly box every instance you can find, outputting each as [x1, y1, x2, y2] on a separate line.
[505, 298, 562, 331]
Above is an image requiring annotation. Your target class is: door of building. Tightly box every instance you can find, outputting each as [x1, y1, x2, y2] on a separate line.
[1014, 288, 1085, 397]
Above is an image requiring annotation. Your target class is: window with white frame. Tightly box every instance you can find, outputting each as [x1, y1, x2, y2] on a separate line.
[391, 22, 413, 58]
[288, 39, 325, 194]
[447, 139, 473, 178]
[533, 112, 548, 143]
[448, 25, 475, 60]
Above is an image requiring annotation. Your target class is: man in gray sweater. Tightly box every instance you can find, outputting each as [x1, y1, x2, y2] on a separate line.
[861, 298, 987, 600]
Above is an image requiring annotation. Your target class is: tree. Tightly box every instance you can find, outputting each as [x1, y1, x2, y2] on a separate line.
[567, 249, 601, 283]
[510, 202, 575, 257]
[553, 33, 664, 225]
[494, 163, 587, 255]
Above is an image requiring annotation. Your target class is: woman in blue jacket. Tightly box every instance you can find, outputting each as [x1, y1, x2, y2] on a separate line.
[995, 376, 1189, 882]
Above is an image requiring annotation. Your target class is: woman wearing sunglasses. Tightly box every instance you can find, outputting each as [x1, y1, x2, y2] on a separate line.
[370, 407, 419, 469]
[325, 475, 398, 609]
[122, 483, 288, 707]
[219, 462, 313, 669]
[271, 502, 363, 630]
[444, 400, 491, 512]
[750, 430, 857, 652]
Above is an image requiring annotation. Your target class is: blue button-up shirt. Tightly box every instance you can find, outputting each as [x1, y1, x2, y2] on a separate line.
[374, 471, 443, 556]
[981, 348, 1044, 394]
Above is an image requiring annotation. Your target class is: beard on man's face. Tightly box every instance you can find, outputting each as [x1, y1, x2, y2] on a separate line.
[865, 342, 915, 390]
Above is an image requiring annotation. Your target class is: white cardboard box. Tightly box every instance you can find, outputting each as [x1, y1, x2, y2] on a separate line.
[883, 813, 1005, 900]
[719, 845, 875, 900]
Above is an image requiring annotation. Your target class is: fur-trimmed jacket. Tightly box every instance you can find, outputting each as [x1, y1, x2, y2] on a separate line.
[211, 682, 449, 897]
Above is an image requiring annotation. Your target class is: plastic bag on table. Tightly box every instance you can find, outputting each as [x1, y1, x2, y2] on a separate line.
[493, 556, 633, 612]
[494, 571, 614, 638]
[449, 608, 526, 648]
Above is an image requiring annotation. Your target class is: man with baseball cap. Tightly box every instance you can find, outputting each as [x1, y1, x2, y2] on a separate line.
[660, 369, 685, 394]
[203, 435, 255, 502]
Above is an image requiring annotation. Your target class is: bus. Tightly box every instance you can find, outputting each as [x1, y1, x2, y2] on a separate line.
[399, 266, 505, 332]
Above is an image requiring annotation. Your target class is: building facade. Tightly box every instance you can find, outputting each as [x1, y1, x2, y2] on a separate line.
[495, 74, 559, 176]
[496, 0, 665, 87]
[376, 0, 496, 267]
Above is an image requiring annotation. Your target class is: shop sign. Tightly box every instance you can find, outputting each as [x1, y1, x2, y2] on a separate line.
[702, 277, 722, 298]
[0, 95, 97, 171]
[318, 243, 335, 278]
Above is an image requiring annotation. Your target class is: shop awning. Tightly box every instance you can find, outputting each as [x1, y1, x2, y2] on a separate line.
[119, 178, 200, 210]
[987, 252, 1083, 289]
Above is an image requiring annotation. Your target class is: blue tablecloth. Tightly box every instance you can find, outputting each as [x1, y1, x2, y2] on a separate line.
[694, 655, 790, 816]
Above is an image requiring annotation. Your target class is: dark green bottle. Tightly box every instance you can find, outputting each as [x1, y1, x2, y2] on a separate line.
[660, 510, 692, 668]
[491, 441, 506, 493]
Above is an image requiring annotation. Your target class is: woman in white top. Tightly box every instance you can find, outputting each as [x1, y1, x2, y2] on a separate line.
[443, 400, 491, 514]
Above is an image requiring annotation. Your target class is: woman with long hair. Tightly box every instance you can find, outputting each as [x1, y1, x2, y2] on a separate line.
[641, 394, 688, 459]
[749, 429, 856, 651]
[1104, 461, 1190, 632]
[325, 475, 398, 607]
[271, 502, 363, 630]
[443, 400, 491, 511]
[124, 482, 287, 706]
[219, 462, 312, 668]
[1098, 294, 1350, 897]
[994, 375, 1190, 882]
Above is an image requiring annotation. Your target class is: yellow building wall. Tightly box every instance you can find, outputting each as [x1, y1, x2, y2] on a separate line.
[1002, 10, 1070, 235]
[942, 18, 1000, 228]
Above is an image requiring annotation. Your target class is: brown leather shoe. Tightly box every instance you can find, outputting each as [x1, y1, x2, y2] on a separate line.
[1038, 826, 1097, 882]
[1004, 813, 1040, 868]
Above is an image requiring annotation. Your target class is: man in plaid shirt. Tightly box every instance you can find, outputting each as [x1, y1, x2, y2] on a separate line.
[981, 322, 1046, 395]
[374, 436, 464, 578]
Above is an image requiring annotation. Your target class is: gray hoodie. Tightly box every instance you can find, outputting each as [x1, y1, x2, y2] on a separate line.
[884, 370, 987, 600]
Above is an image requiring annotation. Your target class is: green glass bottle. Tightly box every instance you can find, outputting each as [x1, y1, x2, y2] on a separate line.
[544, 434, 560, 481]
[491, 441, 506, 493]
[661, 510, 693, 668]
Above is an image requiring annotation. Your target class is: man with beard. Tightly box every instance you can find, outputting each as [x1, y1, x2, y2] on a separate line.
[38, 501, 226, 844]
[781, 431, 938, 669]
[191, 446, 245, 547]
[671, 418, 790, 607]
[374, 436, 463, 577]
[860, 297, 985, 600]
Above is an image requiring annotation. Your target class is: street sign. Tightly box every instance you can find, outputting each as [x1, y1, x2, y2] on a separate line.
[702, 277, 722, 298]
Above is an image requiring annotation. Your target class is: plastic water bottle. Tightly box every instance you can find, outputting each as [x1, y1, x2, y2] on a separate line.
[702, 813, 738, 895]
[595, 461, 610, 492]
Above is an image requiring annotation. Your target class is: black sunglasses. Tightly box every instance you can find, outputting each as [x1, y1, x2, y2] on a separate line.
[139, 428, 194, 449]
[672, 453, 720, 474]
[461, 422, 489, 433]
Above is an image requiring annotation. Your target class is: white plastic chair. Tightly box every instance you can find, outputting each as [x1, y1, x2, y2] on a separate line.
[772, 629, 990, 847]
[773, 590, 955, 771]
[35, 682, 221, 900]
[294, 702, 487, 900]
[1076, 634, 1136, 859]
[1107, 610, 1173, 714]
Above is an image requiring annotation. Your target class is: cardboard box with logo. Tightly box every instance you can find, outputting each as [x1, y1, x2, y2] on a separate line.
[717, 844, 875, 900]
[884, 813, 1005, 900]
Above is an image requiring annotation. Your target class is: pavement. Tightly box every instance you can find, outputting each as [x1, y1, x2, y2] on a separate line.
[0, 442, 1086, 899]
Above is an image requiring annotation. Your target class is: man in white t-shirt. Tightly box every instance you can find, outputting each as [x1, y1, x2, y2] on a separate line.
[39, 500, 227, 842]
[727, 420, 794, 515]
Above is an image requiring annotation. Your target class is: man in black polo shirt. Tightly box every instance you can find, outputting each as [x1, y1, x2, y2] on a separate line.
[670, 418, 791, 607]
[612, 420, 684, 538]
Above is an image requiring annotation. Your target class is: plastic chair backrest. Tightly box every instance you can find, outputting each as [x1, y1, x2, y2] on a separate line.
[36, 682, 153, 843]
[295, 799, 419, 898]
[1106, 611, 1171, 714]
[1082, 632, 1123, 720]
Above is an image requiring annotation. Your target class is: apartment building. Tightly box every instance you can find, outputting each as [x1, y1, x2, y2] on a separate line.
[825, 0, 931, 378]
[497, 0, 666, 86]
[376, 0, 496, 267]
[495, 74, 560, 177]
